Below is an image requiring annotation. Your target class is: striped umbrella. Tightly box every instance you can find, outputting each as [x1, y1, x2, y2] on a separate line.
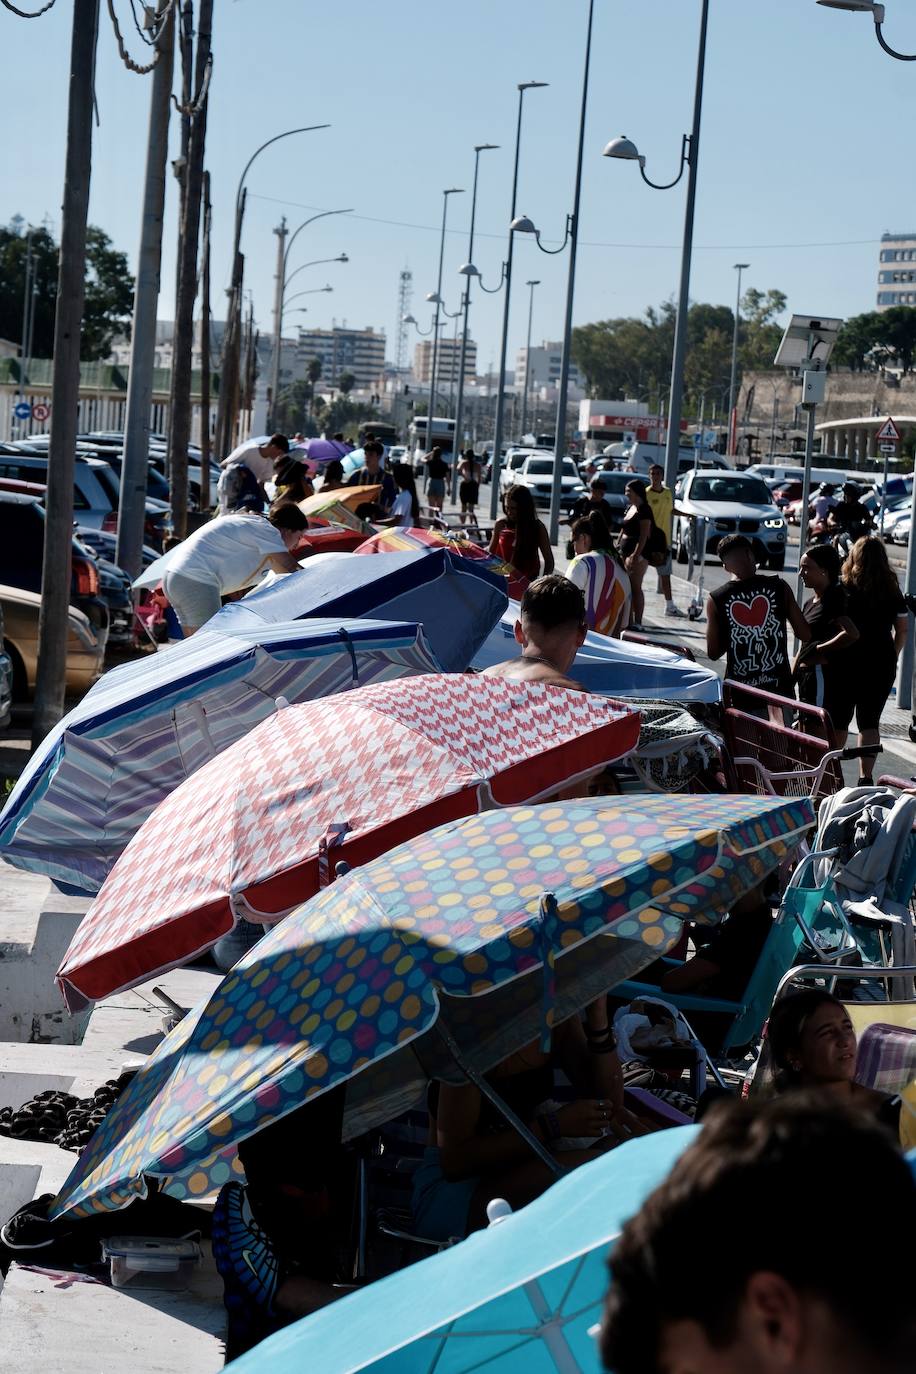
[49, 793, 813, 1220]
[0, 619, 440, 894]
[354, 526, 508, 575]
[55, 678, 640, 1010]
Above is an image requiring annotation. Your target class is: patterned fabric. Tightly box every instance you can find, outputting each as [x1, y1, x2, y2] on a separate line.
[566, 552, 630, 638]
[56, 679, 641, 1011]
[299, 487, 382, 521]
[0, 620, 440, 894]
[856, 1023, 916, 1095]
[355, 527, 507, 577]
[50, 792, 813, 1220]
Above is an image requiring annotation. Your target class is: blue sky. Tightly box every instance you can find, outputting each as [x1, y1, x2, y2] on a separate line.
[3, 0, 915, 372]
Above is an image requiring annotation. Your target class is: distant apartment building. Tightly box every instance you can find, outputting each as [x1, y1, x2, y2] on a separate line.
[296, 325, 386, 389]
[516, 341, 584, 395]
[877, 232, 916, 309]
[413, 335, 477, 386]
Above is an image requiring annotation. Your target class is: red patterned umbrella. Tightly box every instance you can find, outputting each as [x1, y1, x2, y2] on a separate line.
[56, 676, 639, 1010]
[355, 526, 507, 575]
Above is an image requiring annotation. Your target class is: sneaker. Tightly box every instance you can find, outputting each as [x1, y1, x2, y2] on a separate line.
[212, 1182, 282, 1361]
[665, 603, 686, 617]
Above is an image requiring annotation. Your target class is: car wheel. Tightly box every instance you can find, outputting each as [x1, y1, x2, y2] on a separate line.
[675, 523, 688, 563]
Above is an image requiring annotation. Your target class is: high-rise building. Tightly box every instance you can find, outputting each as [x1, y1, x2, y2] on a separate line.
[516, 341, 584, 394]
[877, 232, 916, 309]
[413, 335, 477, 386]
[295, 325, 386, 389]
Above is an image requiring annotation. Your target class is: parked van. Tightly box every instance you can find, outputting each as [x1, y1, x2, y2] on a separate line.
[746, 463, 848, 488]
[620, 441, 733, 475]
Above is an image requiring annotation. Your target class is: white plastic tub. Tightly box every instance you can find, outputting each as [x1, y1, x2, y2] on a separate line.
[102, 1235, 201, 1290]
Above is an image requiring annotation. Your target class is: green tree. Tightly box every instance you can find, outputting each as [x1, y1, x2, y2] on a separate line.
[875, 306, 916, 375]
[833, 312, 881, 371]
[0, 221, 134, 362]
[337, 370, 356, 396]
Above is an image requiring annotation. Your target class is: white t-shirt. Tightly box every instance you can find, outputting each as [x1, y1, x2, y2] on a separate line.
[390, 489, 414, 527]
[221, 442, 274, 485]
[166, 513, 289, 594]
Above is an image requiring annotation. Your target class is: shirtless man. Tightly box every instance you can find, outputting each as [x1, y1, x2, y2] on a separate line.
[483, 574, 587, 690]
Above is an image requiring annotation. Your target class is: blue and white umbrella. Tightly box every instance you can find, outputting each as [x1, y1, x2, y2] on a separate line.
[212, 548, 508, 675]
[0, 618, 440, 894]
[224, 1127, 698, 1373]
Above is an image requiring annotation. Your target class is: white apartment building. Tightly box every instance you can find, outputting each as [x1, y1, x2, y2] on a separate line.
[295, 325, 386, 390]
[877, 231, 916, 309]
[413, 335, 477, 386]
[516, 341, 584, 395]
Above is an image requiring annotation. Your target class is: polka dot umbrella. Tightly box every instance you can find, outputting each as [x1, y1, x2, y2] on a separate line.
[49, 792, 813, 1221]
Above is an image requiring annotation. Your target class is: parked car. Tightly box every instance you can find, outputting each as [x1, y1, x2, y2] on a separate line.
[499, 447, 551, 495]
[584, 467, 632, 530]
[0, 602, 13, 729]
[511, 455, 587, 511]
[0, 492, 109, 647]
[673, 470, 787, 569]
[0, 584, 105, 700]
[91, 451, 171, 505]
[0, 450, 168, 545]
[770, 479, 804, 509]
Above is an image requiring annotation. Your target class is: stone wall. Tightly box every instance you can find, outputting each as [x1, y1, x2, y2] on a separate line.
[738, 368, 916, 428]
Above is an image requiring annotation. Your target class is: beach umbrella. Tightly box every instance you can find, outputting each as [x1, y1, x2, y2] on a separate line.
[55, 678, 641, 1009]
[300, 437, 352, 464]
[0, 619, 440, 894]
[299, 523, 368, 555]
[50, 793, 812, 1220]
[299, 486, 380, 520]
[211, 549, 508, 674]
[473, 604, 722, 704]
[221, 1126, 699, 1373]
[354, 526, 507, 576]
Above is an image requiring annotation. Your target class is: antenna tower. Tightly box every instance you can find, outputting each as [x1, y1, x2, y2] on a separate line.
[395, 267, 412, 372]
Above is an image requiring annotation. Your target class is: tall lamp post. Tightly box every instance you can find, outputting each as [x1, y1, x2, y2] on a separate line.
[521, 279, 541, 439]
[450, 143, 499, 500]
[489, 80, 549, 520]
[816, 0, 916, 710]
[603, 0, 710, 492]
[425, 188, 464, 455]
[216, 125, 330, 458]
[727, 262, 750, 458]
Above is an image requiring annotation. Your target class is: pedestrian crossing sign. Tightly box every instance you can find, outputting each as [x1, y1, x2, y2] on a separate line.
[876, 417, 901, 442]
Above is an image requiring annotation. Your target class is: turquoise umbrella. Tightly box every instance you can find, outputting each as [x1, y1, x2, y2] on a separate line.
[222, 1126, 699, 1372]
[50, 794, 812, 1221]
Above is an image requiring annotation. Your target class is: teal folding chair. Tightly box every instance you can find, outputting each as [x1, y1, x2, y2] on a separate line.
[613, 849, 863, 1061]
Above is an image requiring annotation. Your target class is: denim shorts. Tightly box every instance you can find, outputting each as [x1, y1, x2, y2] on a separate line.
[411, 1146, 479, 1242]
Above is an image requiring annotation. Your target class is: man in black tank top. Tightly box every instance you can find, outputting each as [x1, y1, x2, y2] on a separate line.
[707, 535, 809, 698]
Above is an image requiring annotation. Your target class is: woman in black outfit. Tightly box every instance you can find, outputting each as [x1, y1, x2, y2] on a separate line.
[794, 543, 859, 744]
[842, 535, 909, 783]
[617, 479, 655, 629]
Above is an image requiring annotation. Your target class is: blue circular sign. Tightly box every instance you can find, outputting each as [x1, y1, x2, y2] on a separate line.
[13, 402, 32, 420]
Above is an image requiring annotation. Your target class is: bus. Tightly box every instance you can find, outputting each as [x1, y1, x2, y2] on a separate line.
[357, 420, 399, 449]
[408, 415, 456, 462]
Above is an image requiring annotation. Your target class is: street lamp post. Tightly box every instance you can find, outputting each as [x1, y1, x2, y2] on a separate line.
[215, 125, 330, 459]
[489, 81, 549, 520]
[521, 278, 540, 439]
[425, 188, 464, 456]
[815, 0, 916, 710]
[727, 262, 750, 458]
[603, 0, 711, 492]
[450, 143, 499, 500]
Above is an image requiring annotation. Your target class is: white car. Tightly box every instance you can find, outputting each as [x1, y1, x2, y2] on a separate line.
[511, 454, 587, 512]
[499, 446, 551, 495]
[673, 470, 787, 570]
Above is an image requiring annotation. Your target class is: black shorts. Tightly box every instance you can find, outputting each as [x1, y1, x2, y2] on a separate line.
[459, 479, 479, 506]
[797, 665, 855, 734]
[852, 661, 896, 733]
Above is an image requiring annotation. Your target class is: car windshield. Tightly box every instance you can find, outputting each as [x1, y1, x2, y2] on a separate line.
[690, 476, 773, 504]
[595, 473, 631, 494]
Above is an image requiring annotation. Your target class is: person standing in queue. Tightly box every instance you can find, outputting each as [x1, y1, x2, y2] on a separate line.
[842, 536, 909, 783]
[793, 544, 859, 745]
[424, 446, 450, 512]
[458, 449, 481, 521]
[707, 534, 809, 699]
[646, 464, 684, 618]
[489, 484, 554, 601]
[617, 479, 661, 631]
[347, 440, 395, 517]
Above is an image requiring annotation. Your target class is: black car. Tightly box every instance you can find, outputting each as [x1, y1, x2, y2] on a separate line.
[0, 492, 109, 648]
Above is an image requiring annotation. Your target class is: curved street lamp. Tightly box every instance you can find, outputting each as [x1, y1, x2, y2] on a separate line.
[425, 188, 465, 449]
[815, 0, 916, 707]
[285, 253, 349, 293]
[602, 0, 711, 495]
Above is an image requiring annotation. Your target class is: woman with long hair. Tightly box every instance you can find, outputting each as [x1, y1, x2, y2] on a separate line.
[566, 510, 631, 637]
[380, 462, 421, 528]
[489, 483, 554, 600]
[617, 479, 655, 629]
[767, 988, 901, 1132]
[793, 542, 859, 747]
[842, 535, 908, 784]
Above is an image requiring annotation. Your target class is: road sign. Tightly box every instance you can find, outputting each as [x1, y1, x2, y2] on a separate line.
[13, 401, 31, 421]
[876, 416, 901, 442]
[31, 402, 50, 423]
[880, 442, 898, 454]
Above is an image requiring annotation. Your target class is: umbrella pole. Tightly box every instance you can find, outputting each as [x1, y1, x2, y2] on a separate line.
[434, 1020, 562, 1178]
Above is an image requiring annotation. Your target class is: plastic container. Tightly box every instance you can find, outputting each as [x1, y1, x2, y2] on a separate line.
[102, 1235, 201, 1290]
